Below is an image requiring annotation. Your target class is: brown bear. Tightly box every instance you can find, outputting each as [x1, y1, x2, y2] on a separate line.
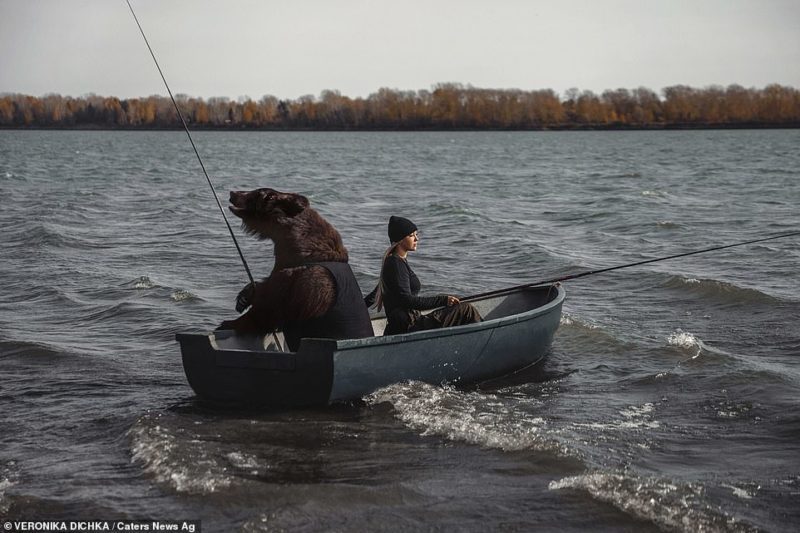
[218, 187, 374, 351]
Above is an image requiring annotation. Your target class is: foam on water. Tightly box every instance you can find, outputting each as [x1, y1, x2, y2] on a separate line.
[573, 402, 661, 431]
[656, 220, 680, 228]
[127, 276, 204, 304]
[170, 289, 198, 302]
[559, 312, 600, 330]
[0, 461, 18, 516]
[723, 483, 758, 500]
[549, 471, 758, 533]
[667, 330, 702, 351]
[366, 382, 572, 456]
[132, 276, 157, 290]
[654, 330, 709, 378]
[0, 479, 14, 515]
[0, 478, 13, 516]
[128, 412, 233, 494]
[225, 451, 263, 475]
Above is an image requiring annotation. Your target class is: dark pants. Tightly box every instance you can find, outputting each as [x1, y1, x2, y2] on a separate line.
[409, 302, 482, 332]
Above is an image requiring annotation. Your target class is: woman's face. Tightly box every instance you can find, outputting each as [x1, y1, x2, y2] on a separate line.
[398, 231, 419, 253]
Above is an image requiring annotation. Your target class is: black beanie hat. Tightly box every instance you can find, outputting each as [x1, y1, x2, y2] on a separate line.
[388, 215, 417, 243]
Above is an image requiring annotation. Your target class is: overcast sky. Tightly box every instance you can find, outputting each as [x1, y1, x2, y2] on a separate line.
[2, 0, 798, 100]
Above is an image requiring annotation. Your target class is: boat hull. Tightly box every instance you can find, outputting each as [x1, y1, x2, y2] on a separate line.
[176, 285, 565, 407]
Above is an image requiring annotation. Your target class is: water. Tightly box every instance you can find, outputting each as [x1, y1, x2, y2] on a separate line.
[1, 130, 799, 531]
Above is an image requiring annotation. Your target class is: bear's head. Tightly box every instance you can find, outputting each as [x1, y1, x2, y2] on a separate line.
[229, 188, 309, 236]
[229, 187, 348, 265]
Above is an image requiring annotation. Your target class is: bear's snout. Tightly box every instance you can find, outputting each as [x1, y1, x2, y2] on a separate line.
[229, 190, 249, 217]
[229, 190, 245, 205]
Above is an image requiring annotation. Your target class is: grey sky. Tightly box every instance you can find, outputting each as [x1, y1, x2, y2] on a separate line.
[1, 0, 798, 100]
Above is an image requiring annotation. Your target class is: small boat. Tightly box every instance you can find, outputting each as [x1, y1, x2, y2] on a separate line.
[176, 284, 565, 407]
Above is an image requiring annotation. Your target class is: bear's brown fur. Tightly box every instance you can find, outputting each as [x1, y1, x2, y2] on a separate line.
[218, 187, 349, 335]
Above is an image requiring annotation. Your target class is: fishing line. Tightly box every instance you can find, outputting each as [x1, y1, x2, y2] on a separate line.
[467, 230, 800, 301]
[124, 0, 254, 285]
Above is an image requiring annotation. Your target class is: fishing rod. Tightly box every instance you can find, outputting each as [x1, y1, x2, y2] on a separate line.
[465, 230, 800, 302]
[125, 0, 254, 286]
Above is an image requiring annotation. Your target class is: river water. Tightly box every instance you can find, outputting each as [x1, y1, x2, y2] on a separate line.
[1, 130, 799, 531]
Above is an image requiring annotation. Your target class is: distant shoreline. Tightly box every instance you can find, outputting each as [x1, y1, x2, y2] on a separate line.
[2, 122, 799, 132]
[3, 84, 798, 131]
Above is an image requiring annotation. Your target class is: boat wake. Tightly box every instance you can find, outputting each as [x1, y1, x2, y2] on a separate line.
[549, 471, 758, 533]
[128, 411, 234, 494]
[572, 402, 661, 432]
[365, 382, 573, 457]
[0, 460, 18, 516]
[559, 313, 601, 330]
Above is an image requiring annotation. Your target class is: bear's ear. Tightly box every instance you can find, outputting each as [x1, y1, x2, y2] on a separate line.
[277, 193, 309, 217]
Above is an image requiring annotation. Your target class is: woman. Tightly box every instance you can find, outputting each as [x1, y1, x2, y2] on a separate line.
[365, 215, 482, 336]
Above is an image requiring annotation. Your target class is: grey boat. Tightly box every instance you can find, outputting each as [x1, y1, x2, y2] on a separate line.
[176, 284, 565, 407]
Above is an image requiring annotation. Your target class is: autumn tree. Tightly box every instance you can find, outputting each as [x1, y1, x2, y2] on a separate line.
[2, 84, 798, 129]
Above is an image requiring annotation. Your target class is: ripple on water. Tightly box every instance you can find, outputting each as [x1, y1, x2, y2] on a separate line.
[2, 130, 799, 531]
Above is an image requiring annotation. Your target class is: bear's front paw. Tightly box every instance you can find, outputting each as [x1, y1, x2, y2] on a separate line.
[235, 282, 255, 313]
[216, 320, 236, 331]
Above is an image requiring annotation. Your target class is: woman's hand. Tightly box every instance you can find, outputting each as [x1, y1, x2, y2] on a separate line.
[446, 295, 460, 306]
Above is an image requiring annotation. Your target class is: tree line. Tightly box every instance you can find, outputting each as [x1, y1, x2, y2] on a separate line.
[1, 83, 798, 130]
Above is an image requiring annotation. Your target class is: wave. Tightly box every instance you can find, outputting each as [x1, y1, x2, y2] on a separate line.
[549, 471, 758, 533]
[557, 312, 640, 355]
[0, 460, 18, 516]
[365, 382, 574, 457]
[0, 284, 66, 305]
[126, 275, 203, 303]
[653, 329, 733, 379]
[423, 202, 487, 222]
[0, 339, 66, 359]
[131, 275, 157, 290]
[656, 220, 683, 230]
[722, 482, 759, 500]
[4, 222, 112, 250]
[0, 478, 13, 516]
[663, 276, 781, 304]
[559, 312, 601, 331]
[72, 301, 162, 324]
[667, 329, 704, 352]
[604, 171, 643, 179]
[170, 289, 200, 302]
[128, 412, 234, 494]
[573, 403, 661, 432]
[640, 189, 669, 198]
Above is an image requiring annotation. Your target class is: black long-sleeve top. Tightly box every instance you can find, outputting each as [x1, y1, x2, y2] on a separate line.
[365, 254, 447, 335]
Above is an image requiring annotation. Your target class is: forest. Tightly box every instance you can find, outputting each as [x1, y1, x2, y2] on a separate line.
[1, 83, 798, 130]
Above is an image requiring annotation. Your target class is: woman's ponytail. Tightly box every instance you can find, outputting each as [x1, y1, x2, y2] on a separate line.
[373, 243, 398, 311]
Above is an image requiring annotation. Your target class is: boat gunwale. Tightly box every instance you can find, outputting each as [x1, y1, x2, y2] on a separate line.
[177, 284, 565, 355]
[307, 284, 565, 351]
